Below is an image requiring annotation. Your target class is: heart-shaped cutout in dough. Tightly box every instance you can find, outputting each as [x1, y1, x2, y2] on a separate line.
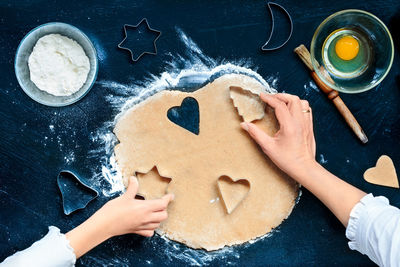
[167, 97, 200, 135]
[217, 175, 250, 214]
[364, 155, 399, 188]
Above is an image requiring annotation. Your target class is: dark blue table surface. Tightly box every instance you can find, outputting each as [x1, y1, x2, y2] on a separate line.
[1, 0, 400, 266]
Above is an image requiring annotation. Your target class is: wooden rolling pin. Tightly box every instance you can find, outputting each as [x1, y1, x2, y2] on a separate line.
[294, 44, 368, 144]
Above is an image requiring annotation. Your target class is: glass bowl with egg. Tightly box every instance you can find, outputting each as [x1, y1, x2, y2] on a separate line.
[15, 22, 98, 106]
[310, 9, 394, 94]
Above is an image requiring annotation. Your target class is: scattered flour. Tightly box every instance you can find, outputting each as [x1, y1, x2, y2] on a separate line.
[63, 151, 75, 164]
[85, 28, 300, 265]
[319, 154, 328, 164]
[303, 80, 319, 95]
[209, 197, 220, 204]
[266, 75, 279, 89]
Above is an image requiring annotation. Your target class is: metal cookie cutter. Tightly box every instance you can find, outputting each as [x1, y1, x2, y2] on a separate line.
[261, 2, 293, 51]
[57, 170, 99, 215]
[117, 18, 162, 62]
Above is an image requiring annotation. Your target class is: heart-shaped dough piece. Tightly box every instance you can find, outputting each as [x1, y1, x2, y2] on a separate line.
[364, 155, 399, 188]
[217, 175, 250, 214]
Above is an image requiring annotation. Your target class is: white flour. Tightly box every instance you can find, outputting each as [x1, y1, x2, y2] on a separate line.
[28, 34, 90, 96]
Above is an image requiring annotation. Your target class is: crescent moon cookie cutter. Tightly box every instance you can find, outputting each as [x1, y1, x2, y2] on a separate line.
[261, 2, 293, 51]
[117, 18, 162, 62]
[57, 170, 99, 215]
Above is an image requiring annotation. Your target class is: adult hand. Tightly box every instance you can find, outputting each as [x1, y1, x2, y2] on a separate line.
[241, 93, 367, 229]
[241, 93, 317, 178]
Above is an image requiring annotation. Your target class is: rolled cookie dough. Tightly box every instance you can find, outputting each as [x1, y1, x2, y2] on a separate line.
[114, 74, 299, 251]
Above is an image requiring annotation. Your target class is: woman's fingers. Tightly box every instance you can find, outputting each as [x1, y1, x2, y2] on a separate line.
[300, 100, 310, 111]
[260, 93, 292, 125]
[273, 93, 303, 121]
[308, 108, 316, 157]
[241, 122, 274, 152]
[299, 100, 315, 157]
[298, 99, 315, 156]
[301, 100, 311, 127]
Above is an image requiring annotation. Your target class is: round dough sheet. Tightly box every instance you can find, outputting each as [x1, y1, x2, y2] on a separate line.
[114, 74, 299, 250]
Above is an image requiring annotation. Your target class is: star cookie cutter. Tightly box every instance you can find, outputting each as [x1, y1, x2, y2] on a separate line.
[117, 18, 162, 62]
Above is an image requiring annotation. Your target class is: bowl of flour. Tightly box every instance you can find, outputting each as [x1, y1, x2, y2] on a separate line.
[15, 22, 98, 107]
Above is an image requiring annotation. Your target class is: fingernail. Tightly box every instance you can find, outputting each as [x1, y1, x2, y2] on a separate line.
[240, 122, 249, 131]
[171, 194, 175, 201]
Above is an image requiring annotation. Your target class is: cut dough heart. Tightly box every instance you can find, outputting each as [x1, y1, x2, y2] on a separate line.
[136, 166, 172, 199]
[217, 175, 250, 214]
[167, 97, 200, 135]
[229, 86, 266, 122]
[364, 155, 399, 188]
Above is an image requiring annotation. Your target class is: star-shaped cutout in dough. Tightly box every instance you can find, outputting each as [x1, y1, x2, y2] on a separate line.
[117, 18, 161, 62]
[136, 166, 172, 199]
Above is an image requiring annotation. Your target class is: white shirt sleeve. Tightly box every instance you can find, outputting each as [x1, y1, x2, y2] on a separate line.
[346, 193, 400, 267]
[0, 226, 76, 267]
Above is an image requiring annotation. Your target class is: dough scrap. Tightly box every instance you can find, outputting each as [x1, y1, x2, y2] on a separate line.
[364, 155, 399, 188]
[136, 166, 172, 199]
[217, 175, 250, 214]
[114, 74, 299, 250]
[229, 86, 266, 122]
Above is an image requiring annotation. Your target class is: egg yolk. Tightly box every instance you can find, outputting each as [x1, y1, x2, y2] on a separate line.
[335, 36, 359, 61]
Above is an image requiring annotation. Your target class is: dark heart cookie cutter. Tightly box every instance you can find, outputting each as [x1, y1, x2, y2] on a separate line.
[117, 18, 162, 62]
[57, 170, 99, 215]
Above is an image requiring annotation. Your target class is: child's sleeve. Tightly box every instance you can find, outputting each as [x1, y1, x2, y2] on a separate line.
[346, 193, 400, 267]
[0, 226, 76, 267]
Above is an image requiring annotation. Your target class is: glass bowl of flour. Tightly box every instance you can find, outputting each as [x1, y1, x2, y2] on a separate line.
[15, 22, 98, 107]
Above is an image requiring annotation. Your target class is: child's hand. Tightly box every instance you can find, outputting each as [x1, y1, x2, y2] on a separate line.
[101, 177, 174, 237]
[66, 177, 174, 258]
[241, 93, 317, 178]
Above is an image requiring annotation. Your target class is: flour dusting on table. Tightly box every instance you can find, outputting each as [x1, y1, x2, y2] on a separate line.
[89, 28, 277, 196]
[86, 28, 298, 265]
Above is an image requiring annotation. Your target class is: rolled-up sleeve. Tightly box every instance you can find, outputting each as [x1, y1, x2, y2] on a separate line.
[0, 226, 76, 267]
[346, 193, 400, 267]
